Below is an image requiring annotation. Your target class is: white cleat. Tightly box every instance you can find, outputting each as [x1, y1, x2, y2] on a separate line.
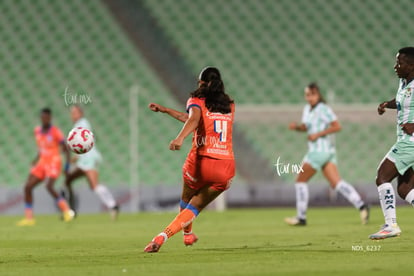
[284, 217, 307, 226]
[369, 224, 401, 240]
[110, 205, 119, 221]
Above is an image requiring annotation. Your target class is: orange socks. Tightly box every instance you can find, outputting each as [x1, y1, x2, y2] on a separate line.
[57, 197, 70, 212]
[24, 203, 33, 219]
[179, 200, 194, 234]
[180, 207, 193, 234]
[23, 199, 70, 220]
[163, 207, 198, 238]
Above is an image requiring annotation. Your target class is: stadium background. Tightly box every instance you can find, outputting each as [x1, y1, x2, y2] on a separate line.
[0, 0, 411, 214]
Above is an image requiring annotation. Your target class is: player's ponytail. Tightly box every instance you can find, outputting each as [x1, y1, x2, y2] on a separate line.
[190, 67, 234, 114]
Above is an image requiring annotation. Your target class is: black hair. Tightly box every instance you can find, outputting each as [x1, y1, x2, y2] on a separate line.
[190, 67, 234, 114]
[398, 47, 414, 64]
[41, 107, 52, 115]
[306, 82, 326, 104]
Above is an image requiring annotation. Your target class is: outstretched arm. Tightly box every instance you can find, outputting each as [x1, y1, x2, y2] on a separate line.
[289, 122, 307, 132]
[378, 98, 396, 115]
[148, 103, 189, 123]
[169, 107, 201, 151]
[308, 120, 341, 141]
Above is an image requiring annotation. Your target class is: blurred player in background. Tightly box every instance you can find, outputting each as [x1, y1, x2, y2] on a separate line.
[64, 105, 119, 219]
[144, 67, 235, 253]
[17, 108, 74, 226]
[369, 47, 414, 240]
[285, 83, 369, 226]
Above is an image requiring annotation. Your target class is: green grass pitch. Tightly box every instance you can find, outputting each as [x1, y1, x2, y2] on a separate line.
[1, 206, 413, 275]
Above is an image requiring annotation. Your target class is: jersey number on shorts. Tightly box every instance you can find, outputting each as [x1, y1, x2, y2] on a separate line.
[214, 120, 228, 142]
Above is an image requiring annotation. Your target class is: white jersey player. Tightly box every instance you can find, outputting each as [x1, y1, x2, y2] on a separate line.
[284, 83, 369, 226]
[370, 47, 414, 240]
[64, 105, 119, 219]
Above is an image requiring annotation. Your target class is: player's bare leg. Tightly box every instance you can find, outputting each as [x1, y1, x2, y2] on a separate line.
[46, 178, 74, 222]
[397, 169, 414, 202]
[24, 174, 42, 207]
[322, 162, 369, 224]
[85, 169, 119, 220]
[284, 163, 316, 226]
[180, 183, 198, 245]
[322, 162, 341, 189]
[369, 158, 401, 240]
[17, 174, 42, 226]
[144, 186, 222, 253]
[64, 167, 84, 211]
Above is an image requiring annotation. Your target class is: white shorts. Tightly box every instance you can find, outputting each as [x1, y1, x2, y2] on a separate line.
[76, 148, 102, 171]
[384, 140, 414, 175]
[302, 151, 337, 171]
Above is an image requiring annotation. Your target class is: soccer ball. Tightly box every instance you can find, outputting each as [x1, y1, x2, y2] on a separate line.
[67, 127, 94, 154]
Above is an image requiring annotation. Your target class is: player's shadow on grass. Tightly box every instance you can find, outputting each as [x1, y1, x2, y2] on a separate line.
[196, 243, 320, 252]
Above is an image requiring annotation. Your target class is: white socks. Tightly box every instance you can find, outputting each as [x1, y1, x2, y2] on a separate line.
[378, 183, 397, 225]
[158, 232, 168, 242]
[295, 182, 309, 220]
[94, 185, 117, 209]
[405, 189, 414, 206]
[335, 180, 365, 209]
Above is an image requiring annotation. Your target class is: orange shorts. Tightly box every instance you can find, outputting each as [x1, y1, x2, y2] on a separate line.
[30, 159, 61, 180]
[182, 154, 235, 191]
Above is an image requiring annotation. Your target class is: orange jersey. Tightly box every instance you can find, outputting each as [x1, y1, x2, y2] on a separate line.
[34, 125, 64, 163]
[186, 97, 234, 160]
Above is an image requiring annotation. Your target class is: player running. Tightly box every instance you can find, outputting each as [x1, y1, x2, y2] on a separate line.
[64, 105, 119, 219]
[369, 47, 414, 240]
[284, 83, 369, 226]
[144, 67, 235, 253]
[17, 108, 74, 226]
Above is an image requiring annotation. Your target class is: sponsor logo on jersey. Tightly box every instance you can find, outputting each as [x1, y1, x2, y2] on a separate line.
[205, 111, 232, 120]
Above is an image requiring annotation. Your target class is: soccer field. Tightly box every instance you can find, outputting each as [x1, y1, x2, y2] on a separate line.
[1, 207, 413, 276]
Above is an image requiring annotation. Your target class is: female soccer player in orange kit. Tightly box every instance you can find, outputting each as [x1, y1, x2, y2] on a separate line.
[144, 67, 235, 253]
